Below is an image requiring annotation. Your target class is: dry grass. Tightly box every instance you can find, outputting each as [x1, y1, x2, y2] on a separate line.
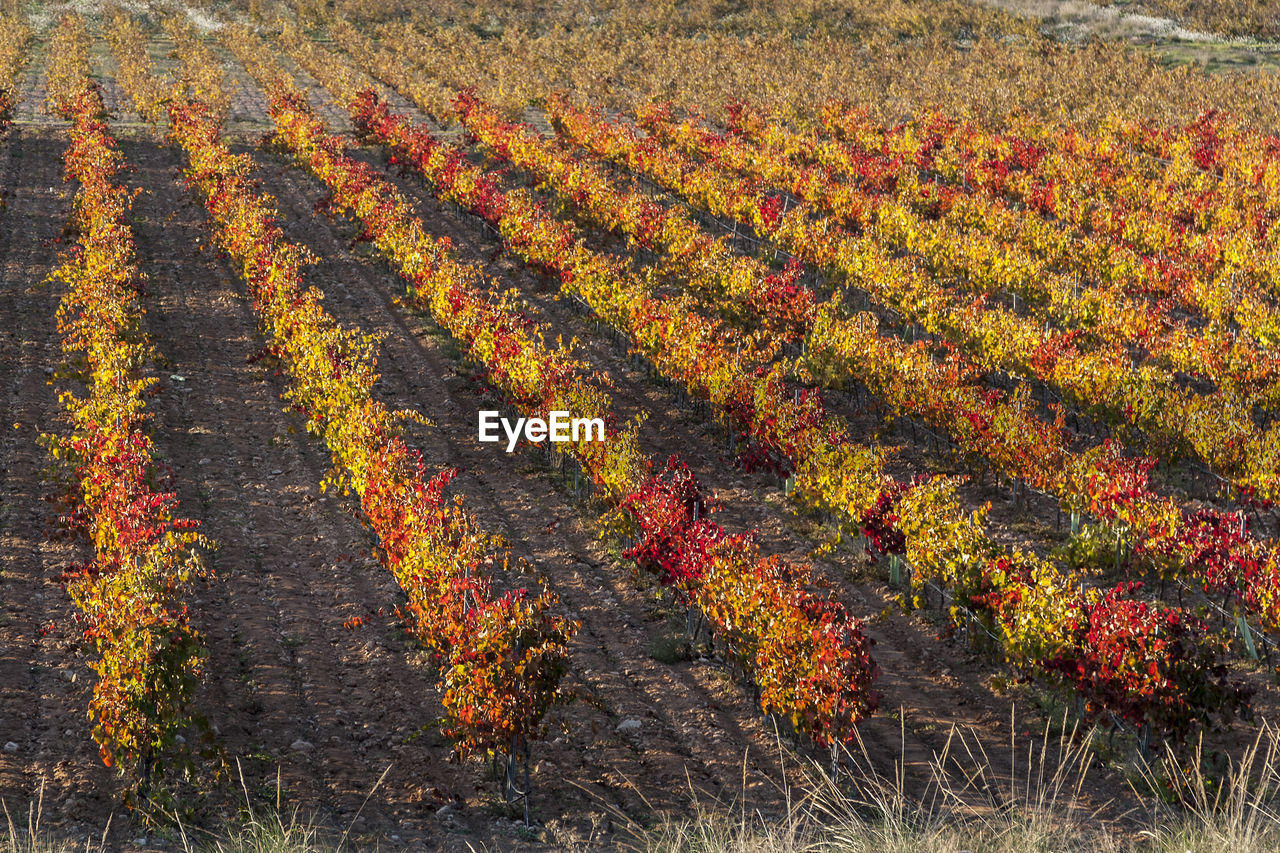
[0, 790, 329, 853]
[1, 785, 111, 853]
[6, 724, 1280, 850]
[0, 762, 385, 853]
[624, 720, 1280, 853]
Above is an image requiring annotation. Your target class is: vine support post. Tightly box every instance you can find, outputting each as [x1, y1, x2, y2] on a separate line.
[505, 733, 532, 827]
[1237, 612, 1259, 661]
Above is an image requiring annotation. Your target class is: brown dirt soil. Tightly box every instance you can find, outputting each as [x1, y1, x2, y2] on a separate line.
[3, 16, 1278, 853]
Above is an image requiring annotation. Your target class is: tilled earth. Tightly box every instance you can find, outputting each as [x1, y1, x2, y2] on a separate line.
[2, 20, 1273, 853]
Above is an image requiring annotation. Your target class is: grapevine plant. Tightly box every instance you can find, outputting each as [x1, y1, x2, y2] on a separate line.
[43, 14, 212, 794]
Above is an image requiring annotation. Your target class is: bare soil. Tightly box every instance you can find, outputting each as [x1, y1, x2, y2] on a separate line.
[1, 17, 1277, 853]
